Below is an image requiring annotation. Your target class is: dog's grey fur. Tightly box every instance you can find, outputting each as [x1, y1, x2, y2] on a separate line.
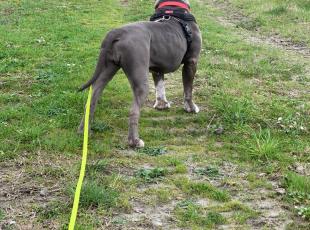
[78, 1, 201, 148]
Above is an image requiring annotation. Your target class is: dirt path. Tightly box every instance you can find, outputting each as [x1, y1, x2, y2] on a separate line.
[0, 152, 74, 229]
[205, 0, 310, 58]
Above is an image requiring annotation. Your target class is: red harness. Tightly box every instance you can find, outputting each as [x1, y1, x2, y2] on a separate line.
[158, 1, 190, 11]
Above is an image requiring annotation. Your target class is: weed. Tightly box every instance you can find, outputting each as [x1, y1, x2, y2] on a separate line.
[209, 201, 259, 224]
[161, 156, 183, 167]
[36, 69, 57, 82]
[47, 107, 67, 117]
[174, 164, 188, 174]
[41, 166, 66, 178]
[91, 122, 111, 133]
[194, 166, 220, 177]
[212, 93, 254, 126]
[276, 113, 308, 135]
[36, 201, 67, 220]
[175, 200, 226, 228]
[236, 18, 262, 30]
[135, 167, 168, 182]
[266, 5, 288, 16]
[87, 159, 109, 173]
[112, 217, 127, 225]
[76, 181, 119, 209]
[145, 187, 173, 204]
[287, 191, 310, 204]
[246, 172, 271, 189]
[0, 208, 4, 222]
[174, 177, 230, 202]
[138, 146, 167, 156]
[284, 172, 310, 198]
[116, 193, 132, 212]
[241, 128, 282, 162]
[296, 206, 310, 220]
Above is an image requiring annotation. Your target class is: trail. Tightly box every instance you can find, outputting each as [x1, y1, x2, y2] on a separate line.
[205, 0, 310, 58]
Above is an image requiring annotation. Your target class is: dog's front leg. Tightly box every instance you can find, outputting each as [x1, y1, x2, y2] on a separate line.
[152, 72, 170, 110]
[182, 58, 199, 113]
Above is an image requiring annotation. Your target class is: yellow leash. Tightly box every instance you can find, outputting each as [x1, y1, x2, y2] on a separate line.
[68, 86, 92, 230]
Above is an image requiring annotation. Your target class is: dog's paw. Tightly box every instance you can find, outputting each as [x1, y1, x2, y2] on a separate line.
[153, 99, 171, 110]
[184, 101, 200, 113]
[128, 138, 145, 148]
[77, 126, 84, 134]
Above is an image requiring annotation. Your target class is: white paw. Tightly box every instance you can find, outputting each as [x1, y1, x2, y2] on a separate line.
[184, 102, 200, 113]
[129, 138, 145, 148]
[137, 139, 145, 148]
[193, 104, 200, 113]
[153, 99, 171, 110]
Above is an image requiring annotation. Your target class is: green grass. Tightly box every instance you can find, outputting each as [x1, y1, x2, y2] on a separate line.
[1, 0, 310, 228]
[211, 92, 255, 126]
[144, 187, 174, 204]
[284, 172, 310, 197]
[194, 166, 220, 178]
[137, 146, 167, 156]
[0, 209, 5, 222]
[209, 201, 259, 224]
[35, 201, 69, 221]
[240, 128, 283, 162]
[87, 159, 109, 173]
[135, 167, 168, 182]
[175, 200, 226, 228]
[76, 181, 119, 209]
[283, 172, 310, 221]
[174, 177, 230, 202]
[229, 0, 310, 45]
[296, 206, 310, 220]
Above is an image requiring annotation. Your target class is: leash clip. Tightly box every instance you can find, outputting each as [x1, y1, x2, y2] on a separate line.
[154, 15, 171, 22]
[163, 15, 171, 20]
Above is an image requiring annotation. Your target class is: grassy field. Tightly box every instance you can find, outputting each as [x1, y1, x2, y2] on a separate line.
[228, 0, 310, 46]
[0, 0, 309, 229]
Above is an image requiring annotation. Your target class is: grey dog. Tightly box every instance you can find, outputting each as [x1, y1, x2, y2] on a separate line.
[78, 0, 201, 148]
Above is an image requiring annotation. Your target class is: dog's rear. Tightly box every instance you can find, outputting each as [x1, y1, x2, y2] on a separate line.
[78, 29, 122, 92]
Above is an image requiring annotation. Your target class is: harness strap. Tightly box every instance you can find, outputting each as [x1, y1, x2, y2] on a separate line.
[150, 9, 196, 23]
[171, 16, 193, 44]
[158, 1, 190, 11]
[151, 15, 193, 46]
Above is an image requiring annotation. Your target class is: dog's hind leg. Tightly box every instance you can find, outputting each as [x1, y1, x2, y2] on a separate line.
[124, 67, 149, 148]
[152, 72, 170, 110]
[78, 63, 120, 133]
[182, 58, 200, 113]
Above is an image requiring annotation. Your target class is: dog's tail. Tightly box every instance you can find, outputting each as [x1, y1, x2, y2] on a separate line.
[78, 48, 104, 92]
[78, 31, 121, 92]
[78, 48, 106, 92]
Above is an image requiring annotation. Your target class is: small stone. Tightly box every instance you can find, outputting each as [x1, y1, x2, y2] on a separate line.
[275, 188, 286, 195]
[133, 207, 144, 213]
[268, 210, 280, 218]
[152, 219, 163, 227]
[296, 165, 304, 174]
[40, 188, 48, 197]
[214, 142, 223, 148]
[214, 126, 224, 135]
[8, 220, 16, 225]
